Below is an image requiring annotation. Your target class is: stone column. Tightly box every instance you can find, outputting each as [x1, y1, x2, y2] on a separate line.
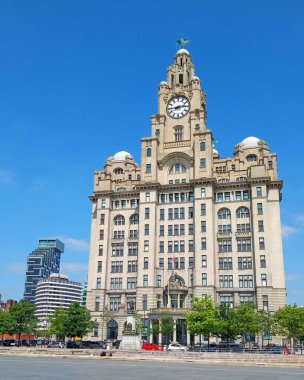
[158, 318, 162, 345]
[187, 331, 191, 346]
[173, 319, 177, 342]
[149, 319, 153, 343]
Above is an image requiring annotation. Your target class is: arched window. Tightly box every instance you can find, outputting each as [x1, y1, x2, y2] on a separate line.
[247, 155, 257, 162]
[114, 215, 125, 225]
[236, 177, 247, 182]
[174, 127, 183, 142]
[168, 164, 187, 174]
[147, 148, 151, 157]
[218, 178, 229, 183]
[236, 207, 250, 218]
[114, 168, 124, 175]
[218, 208, 231, 220]
[117, 187, 126, 192]
[130, 214, 139, 225]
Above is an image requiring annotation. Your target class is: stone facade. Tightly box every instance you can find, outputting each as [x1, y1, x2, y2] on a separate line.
[86, 48, 286, 344]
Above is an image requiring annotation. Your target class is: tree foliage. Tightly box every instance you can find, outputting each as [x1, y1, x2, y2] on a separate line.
[64, 303, 95, 339]
[273, 305, 304, 342]
[49, 308, 68, 339]
[9, 299, 38, 336]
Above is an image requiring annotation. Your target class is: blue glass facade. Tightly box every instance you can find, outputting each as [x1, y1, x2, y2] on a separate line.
[23, 238, 64, 303]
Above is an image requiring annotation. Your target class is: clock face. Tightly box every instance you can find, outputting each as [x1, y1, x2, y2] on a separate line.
[167, 96, 190, 119]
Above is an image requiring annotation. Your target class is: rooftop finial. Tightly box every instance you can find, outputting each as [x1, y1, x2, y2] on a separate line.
[177, 37, 190, 49]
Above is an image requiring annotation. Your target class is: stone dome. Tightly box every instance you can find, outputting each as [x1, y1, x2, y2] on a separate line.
[176, 48, 190, 55]
[193, 76, 200, 80]
[113, 151, 133, 161]
[240, 136, 261, 148]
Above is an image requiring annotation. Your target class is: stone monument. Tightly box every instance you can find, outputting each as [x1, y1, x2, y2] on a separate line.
[119, 301, 142, 350]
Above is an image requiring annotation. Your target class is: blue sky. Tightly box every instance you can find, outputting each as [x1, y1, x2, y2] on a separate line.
[0, 0, 303, 305]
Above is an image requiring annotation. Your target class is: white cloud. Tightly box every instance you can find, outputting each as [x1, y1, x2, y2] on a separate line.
[4, 262, 26, 273]
[60, 236, 90, 251]
[0, 170, 16, 185]
[282, 224, 297, 238]
[61, 262, 88, 273]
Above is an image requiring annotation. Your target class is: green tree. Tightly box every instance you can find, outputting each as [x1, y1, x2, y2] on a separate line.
[134, 312, 143, 335]
[186, 296, 221, 346]
[49, 308, 68, 340]
[160, 312, 174, 344]
[9, 300, 38, 341]
[273, 305, 304, 348]
[99, 307, 117, 341]
[258, 310, 275, 347]
[0, 310, 14, 336]
[217, 304, 238, 342]
[233, 302, 261, 346]
[64, 303, 95, 340]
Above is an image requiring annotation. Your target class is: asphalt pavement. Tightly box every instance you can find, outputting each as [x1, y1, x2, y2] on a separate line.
[1, 356, 304, 380]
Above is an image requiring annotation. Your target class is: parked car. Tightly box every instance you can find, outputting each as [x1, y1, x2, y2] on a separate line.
[82, 341, 107, 349]
[48, 342, 62, 348]
[218, 342, 244, 352]
[263, 345, 290, 355]
[166, 343, 188, 352]
[142, 342, 164, 351]
[66, 341, 83, 349]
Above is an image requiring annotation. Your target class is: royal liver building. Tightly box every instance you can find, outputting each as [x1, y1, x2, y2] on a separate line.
[86, 47, 286, 344]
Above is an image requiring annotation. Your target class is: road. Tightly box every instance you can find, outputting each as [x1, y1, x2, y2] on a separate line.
[0, 356, 304, 380]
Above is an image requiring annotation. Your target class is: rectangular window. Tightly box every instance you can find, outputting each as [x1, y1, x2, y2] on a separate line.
[180, 224, 185, 235]
[144, 224, 149, 235]
[144, 240, 149, 252]
[258, 220, 264, 232]
[127, 277, 137, 289]
[260, 255, 266, 268]
[168, 241, 173, 253]
[188, 207, 194, 218]
[121, 200, 126, 209]
[238, 256, 253, 270]
[99, 230, 104, 240]
[256, 187, 262, 197]
[219, 275, 233, 288]
[261, 274, 267, 287]
[174, 224, 179, 236]
[129, 230, 138, 238]
[111, 261, 123, 273]
[96, 278, 101, 289]
[239, 275, 253, 288]
[110, 296, 121, 311]
[143, 295, 148, 311]
[257, 203, 263, 215]
[237, 238, 252, 252]
[189, 240, 194, 252]
[201, 237, 207, 250]
[200, 142, 205, 151]
[113, 230, 125, 239]
[130, 199, 136, 208]
[159, 258, 164, 269]
[217, 193, 223, 202]
[240, 295, 254, 305]
[146, 164, 151, 173]
[180, 207, 185, 219]
[225, 192, 231, 202]
[128, 243, 138, 256]
[259, 237, 265, 250]
[97, 261, 102, 272]
[220, 295, 234, 308]
[219, 257, 233, 270]
[146, 192, 150, 202]
[143, 257, 149, 269]
[189, 257, 194, 268]
[243, 190, 249, 200]
[202, 273, 207, 287]
[95, 297, 100, 311]
[180, 240, 185, 252]
[218, 239, 232, 252]
[218, 224, 232, 233]
[145, 208, 150, 219]
[128, 260, 138, 272]
[201, 221, 206, 232]
[236, 191, 242, 201]
[156, 275, 162, 288]
[98, 245, 103, 256]
[180, 257, 185, 269]
[110, 277, 122, 290]
[168, 225, 173, 236]
[168, 258, 173, 270]
[173, 208, 179, 219]
[100, 214, 105, 225]
[159, 225, 164, 236]
[263, 295, 269, 311]
[200, 158, 206, 168]
[268, 161, 273, 170]
[201, 255, 207, 267]
[174, 240, 179, 253]
[160, 209, 165, 220]
[161, 194, 166, 204]
[112, 244, 124, 256]
[114, 200, 120, 209]
[159, 241, 164, 253]
[101, 198, 106, 209]
[188, 223, 194, 235]
[236, 223, 250, 232]
[168, 208, 173, 220]
[201, 203, 206, 216]
[201, 188, 206, 198]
